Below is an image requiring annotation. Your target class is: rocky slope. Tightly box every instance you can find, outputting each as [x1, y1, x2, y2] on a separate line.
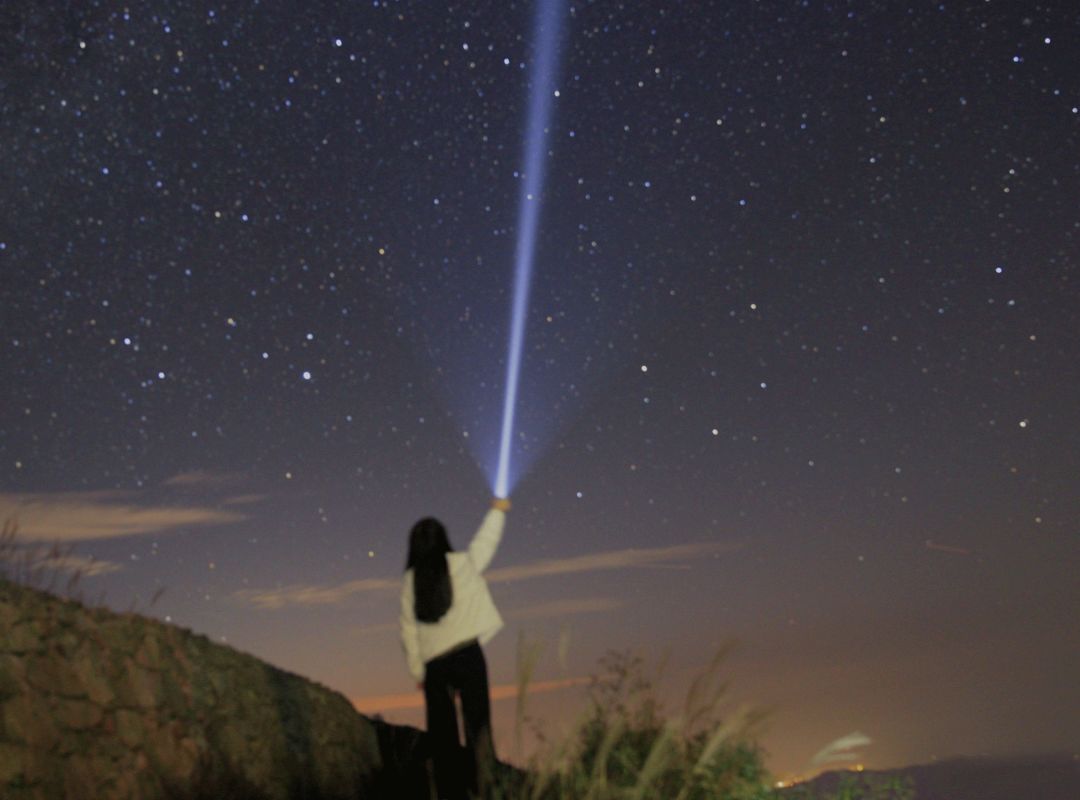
[0, 577, 483, 799]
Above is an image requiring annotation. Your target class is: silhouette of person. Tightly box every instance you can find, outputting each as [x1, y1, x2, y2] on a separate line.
[401, 496, 511, 800]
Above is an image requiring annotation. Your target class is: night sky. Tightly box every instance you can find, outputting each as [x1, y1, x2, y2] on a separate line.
[2, 0, 1079, 782]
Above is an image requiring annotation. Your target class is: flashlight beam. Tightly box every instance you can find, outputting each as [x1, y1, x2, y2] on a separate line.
[494, 0, 567, 499]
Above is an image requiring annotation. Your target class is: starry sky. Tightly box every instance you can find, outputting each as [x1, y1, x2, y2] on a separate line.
[2, 0, 1079, 782]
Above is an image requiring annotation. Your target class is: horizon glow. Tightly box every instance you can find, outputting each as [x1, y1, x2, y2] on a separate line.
[493, 0, 567, 499]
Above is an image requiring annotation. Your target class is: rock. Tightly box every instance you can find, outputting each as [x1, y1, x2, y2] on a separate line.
[0, 600, 18, 630]
[61, 755, 102, 798]
[146, 721, 198, 783]
[2, 693, 60, 748]
[134, 632, 162, 670]
[71, 645, 115, 706]
[4, 622, 42, 655]
[114, 708, 145, 749]
[54, 697, 104, 729]
[119, 657, 162, 709]
[0, 740, 26, 783]
[25, 651, 85, 698]
[0, 653, 25, 700]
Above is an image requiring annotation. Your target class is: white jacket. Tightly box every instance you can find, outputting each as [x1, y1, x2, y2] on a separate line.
[400, 509, 505, 681]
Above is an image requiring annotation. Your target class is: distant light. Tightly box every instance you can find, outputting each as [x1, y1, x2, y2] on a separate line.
[640, 364, 648, 372]
[301, 370, 312, 380]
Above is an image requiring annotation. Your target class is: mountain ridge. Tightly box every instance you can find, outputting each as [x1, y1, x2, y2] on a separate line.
[782, 753, 1080, 800]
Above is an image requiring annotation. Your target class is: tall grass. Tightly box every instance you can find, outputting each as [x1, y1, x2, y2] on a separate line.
[0, 517, 84, 599]
[500, 644, 913, 800]
[0, 517, 161, 610]
[504, 646, 774, 800]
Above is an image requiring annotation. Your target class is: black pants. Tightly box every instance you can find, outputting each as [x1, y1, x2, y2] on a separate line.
[424, 640, 495, 800]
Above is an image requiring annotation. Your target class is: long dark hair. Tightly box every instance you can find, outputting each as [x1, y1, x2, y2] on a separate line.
[406, 517, 453, 623]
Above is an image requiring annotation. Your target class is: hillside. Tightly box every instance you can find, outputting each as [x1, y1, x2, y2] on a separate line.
[783, 754, 1080, 800]
[0, 577, 516, 799]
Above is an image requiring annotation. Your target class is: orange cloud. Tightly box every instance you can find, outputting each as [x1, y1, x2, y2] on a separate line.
[162, 470, 248, 487]
[924, 539, 972, 556]
[352, 676, 590, 713]
[235, 577, 402, 610]
[235, 540, 742, 609]
[506, 596, 623, 620]
[0, 491, 245, 542]
[486, 541, 744, 584]
[41, 552, 124, 577]
[221, 494, 267, 506]
[348, 596, 622, 637]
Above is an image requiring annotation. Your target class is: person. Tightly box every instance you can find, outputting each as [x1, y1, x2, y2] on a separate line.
[400, 496, 511, 800]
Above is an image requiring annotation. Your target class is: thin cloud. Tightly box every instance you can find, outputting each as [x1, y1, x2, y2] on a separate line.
[809, 731, 873, 768]
[486, 540, 744, 584]
[236, 577, 402, 610]
[352, 676, 589, 714]
[162, 470, 247, 487]
[221, 494, 267, 506]
[508, 596, 623, 620]
[236, 540, 742, 609]
[41, 552, 123, 577]
[349, 596, 623, 637]
[0, 491, 245, 542]
[924, 539, 972, 556]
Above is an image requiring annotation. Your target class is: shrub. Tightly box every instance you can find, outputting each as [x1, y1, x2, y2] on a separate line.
[517, 647, 774, 800]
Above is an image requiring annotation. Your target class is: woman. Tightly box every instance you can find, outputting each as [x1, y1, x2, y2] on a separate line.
[400, 496, 511, 800]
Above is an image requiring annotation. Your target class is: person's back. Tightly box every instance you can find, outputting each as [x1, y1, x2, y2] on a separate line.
[400, 498, 511, 800]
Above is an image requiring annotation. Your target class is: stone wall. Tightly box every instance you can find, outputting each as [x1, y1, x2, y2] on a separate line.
[0, 577, 422, 799]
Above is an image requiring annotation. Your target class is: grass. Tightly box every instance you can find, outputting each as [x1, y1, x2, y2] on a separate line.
[495, 645, 913, 800]
[0, 517, 84, 598]
[0, 517, 162, 611]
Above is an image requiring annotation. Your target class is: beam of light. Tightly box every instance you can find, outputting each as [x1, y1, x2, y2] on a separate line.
[494, 0, 568, 499]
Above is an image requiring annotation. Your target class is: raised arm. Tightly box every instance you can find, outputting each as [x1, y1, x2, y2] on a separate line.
[467, 497, 510, 573]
